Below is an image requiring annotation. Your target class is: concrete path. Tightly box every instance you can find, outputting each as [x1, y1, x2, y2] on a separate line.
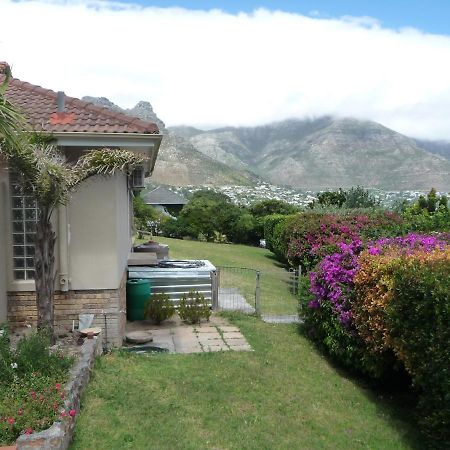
[218, 288, 255, 314]
[261, 315, 302, 324]
[125, 315, 252, 354]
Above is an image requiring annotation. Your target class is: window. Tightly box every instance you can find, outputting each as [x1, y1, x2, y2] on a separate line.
[10, 173, 37, 280]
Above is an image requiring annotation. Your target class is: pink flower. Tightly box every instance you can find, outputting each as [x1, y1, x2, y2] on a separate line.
[30, 391, 37, 400]
[55, 383, 61, 391]
[25, 428, 33, 435]
[60, 411, 67, 418]
[69, 409, 77, 418]
[7, 417, 14, 425]
[18, 409, 24, 416]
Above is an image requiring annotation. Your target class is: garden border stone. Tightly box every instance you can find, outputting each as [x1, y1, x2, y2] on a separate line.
[15, 334, 103, 450]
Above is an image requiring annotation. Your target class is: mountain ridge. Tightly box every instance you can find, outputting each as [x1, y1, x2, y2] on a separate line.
[171, 117, 450, 190]
[81, 96, 450, 190]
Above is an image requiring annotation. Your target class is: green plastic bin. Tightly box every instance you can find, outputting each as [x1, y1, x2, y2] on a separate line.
[126, 279, 151, 321]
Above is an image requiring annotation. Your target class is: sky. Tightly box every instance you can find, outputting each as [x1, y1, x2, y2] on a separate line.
[1, 0, 450, 140]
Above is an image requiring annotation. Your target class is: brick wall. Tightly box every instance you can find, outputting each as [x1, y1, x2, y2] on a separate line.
[7, 273, 127, 348]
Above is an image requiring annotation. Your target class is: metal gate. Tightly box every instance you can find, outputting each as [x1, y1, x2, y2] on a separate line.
[215, 266, 260, 314]
[215, 266, 300, 323]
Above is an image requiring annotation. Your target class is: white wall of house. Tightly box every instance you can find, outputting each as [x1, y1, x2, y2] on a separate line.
[0, 161, 8, 322]
[68, 172, 130, 290]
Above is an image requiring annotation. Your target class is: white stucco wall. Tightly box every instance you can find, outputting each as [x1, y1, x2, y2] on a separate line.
[0, 161, 8, 322]
[68, 172, 130, 290]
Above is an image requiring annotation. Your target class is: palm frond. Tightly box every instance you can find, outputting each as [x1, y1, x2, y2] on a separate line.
[0, 73, 25, 150]
[72, 148, 147, 186]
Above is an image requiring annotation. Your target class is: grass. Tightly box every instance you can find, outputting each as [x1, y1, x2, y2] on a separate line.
[71, 314, 422, 450]
[139, 237, 298, 316]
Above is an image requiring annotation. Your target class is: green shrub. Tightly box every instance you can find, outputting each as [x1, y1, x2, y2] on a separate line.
[263, 214, 296, 261]
[178, 291, 211, 324]
[387, 250, 450, 448]
[402, 188, 450, 233]
[0, 329, 72, 384]
[0, 329, 73, 444]
[144, 293, 175, 325]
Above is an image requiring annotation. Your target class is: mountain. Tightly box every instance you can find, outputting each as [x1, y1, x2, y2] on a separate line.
[413, 138, 450, 161]
[171, 118, 450, 191]
[82, 97, 256, 186]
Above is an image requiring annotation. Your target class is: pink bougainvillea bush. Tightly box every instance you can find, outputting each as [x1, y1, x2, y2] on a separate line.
[0, 330, 73, 445]
[282, 211, 404, 272]
[299, 232, 450, 447]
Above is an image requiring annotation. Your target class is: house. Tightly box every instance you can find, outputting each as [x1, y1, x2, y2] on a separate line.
[143, 186, 187, 216]
[0, 63, 162, 346]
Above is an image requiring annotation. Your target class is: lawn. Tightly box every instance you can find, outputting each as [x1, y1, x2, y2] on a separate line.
[140, 237, 299, 316]
[71, 314, 421, 450]
[70, 238, 422, 449]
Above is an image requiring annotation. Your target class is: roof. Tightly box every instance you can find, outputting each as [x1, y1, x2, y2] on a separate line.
[0, 72, 159, 135]
[143, 187, 188, 205]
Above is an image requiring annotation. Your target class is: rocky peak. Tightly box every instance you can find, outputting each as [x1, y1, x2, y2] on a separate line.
[81, 96, 165, 133]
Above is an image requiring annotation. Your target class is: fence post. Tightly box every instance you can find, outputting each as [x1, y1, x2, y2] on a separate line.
[211, 269, 219, 310]
[255, 270, 261, 316]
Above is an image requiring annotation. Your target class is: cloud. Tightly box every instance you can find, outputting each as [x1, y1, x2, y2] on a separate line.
[2, 0, 450, 139]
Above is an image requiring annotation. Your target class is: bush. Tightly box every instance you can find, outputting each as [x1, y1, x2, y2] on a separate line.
[178, 291, 211, 324]
[299, 239, 394, 377]
[286, 211, 403, 272]
[249, 199, 299, 217]
[402, 188, 450, 233]
[301, 233, 450, 379]
[133, 195, 159, 231]
[0, 329, 73, 444]
[263, 214, 296, 261]
[0, 329, 72, 385]
[387, 250, 450, 448]
[144, 293, 175, 325]
[309, 186, 379, 209]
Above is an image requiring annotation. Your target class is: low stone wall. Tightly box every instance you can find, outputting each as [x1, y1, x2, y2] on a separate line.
[7, 274, 127, 348]
[15, 333, 103, 450]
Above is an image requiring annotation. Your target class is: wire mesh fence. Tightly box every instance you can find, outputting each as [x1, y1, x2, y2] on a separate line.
[215, 266, 259, 314]
[215, 266, 301, 323]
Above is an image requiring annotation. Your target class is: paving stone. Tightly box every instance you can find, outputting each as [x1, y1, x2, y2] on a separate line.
[196, 332, 221, 340]
[229, 344, 252, 351]
[219, 326, 241, 333]
[203, 345, 228, 352]
[223, 338, 248, 346]
[198, 338, 224, 346]
[173, 338, 198, 347]
[177, 347, 203, 354]
[195, 327, 217, 333]
[222, 331, 244, 339]
[174, 329, 196, 338]
[149, 329, 173, 336]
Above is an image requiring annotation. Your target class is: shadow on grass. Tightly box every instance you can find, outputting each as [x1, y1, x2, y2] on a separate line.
[263, 252, 289, 269]
[296, 323, 424, 450]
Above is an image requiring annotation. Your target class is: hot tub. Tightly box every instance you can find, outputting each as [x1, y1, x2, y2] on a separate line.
[128, 260, 217, 307]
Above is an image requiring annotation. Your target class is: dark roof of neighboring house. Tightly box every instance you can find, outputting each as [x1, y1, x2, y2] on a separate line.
[0, 65, 159, 134]
[143, 187, 188, 205]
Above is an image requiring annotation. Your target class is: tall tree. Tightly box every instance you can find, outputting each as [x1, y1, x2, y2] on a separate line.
[1, 76, 146, 338]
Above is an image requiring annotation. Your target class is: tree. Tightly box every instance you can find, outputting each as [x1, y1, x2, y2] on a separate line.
[0, 65, 23, 151]
[343, 186, 379, 209]
[1, 80, 146, 337]
[133, 195, 159, 232]
[249, 199, 298, 217]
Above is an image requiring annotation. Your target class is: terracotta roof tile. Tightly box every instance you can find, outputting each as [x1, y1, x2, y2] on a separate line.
[0, 74, 160, 134]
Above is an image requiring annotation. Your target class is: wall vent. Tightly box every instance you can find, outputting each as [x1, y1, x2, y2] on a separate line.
[129, 166, 145, 190]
